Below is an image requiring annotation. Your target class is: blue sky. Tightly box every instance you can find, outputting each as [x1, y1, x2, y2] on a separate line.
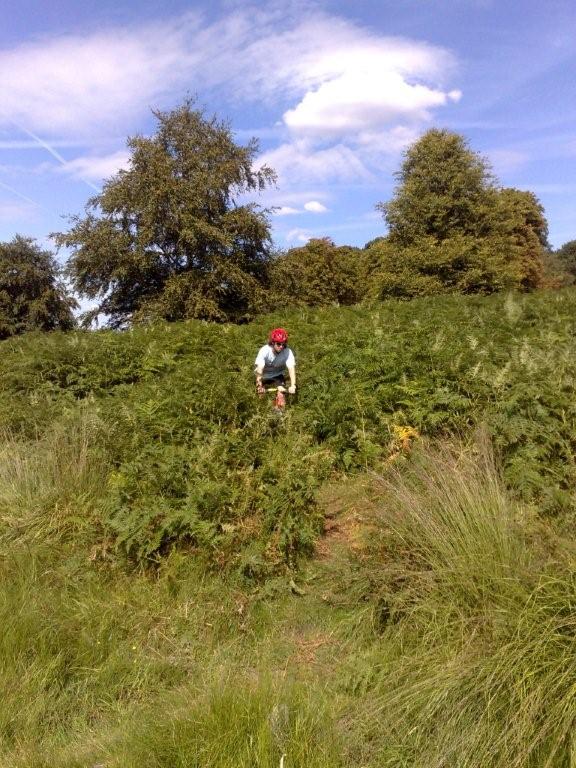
[0, 0, 575, 264]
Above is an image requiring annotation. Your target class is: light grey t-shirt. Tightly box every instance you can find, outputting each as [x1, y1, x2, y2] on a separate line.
[255, 344, 296, 381]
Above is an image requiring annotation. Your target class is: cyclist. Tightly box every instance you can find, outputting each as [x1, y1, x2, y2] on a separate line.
[255, 328, 296, 396]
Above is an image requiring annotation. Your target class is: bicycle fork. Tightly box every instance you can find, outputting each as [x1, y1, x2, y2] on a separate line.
[273, 389, 286, 410]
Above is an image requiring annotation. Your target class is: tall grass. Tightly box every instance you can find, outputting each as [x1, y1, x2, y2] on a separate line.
[0, 407, 110, 545]
[0, 541, 345, 768]
[352, 436, 576, 767]
[103, 676, 341, 768]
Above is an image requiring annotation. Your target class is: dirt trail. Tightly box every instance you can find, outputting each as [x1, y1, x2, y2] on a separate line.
[314, 473, 381, 560]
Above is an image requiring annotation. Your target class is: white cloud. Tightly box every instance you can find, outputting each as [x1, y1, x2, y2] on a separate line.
[228, 13, 457, 105]
[0, 7, 459, 145]
[0, 16, 200, 137]
[233, 20, 459, 137]
[259, 140, 372, 184]
[286, 228, 312, 244]
[272, 200, 328, 215]
[304, 200, 328, 213]
[0, 6, 463, 229]
[284, 71, 460, 136]
[59, 151, 131, 182]
[248, 13, 460, 192]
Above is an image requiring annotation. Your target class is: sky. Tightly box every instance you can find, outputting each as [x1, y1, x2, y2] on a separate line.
[0, 0, 575, 267]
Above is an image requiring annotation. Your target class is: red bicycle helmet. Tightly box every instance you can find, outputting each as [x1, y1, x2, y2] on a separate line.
[269, 327, 288, 344]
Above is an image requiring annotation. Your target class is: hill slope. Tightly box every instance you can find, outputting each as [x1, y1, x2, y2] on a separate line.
[2, 289, 576, 766]
[1, 288, 576, 568]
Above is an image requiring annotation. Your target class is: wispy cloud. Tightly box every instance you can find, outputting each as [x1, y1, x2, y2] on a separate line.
[0, 5, 462, 236]
[6, 123, 100, 191]
[259, 140, 373, 185]
[0, 17, 200, 137]
[0, 139, 84, 150]
[0, 199, 35, 221]
[0, 7, 460, 152]
[487, 148, 529, 174]
[286, 227, 313, 244]
[0, 179, 38, 207]
[58, 151, 130, 184]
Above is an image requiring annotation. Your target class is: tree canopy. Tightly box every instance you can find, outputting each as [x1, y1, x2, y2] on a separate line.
[54, 101, 276, 327]
[379, 128, 495, 245]
[556, 240, 576, 277]
[0, 236, 76, 339]
[270, 238, 364, 308]
[370, 129, 548, 298]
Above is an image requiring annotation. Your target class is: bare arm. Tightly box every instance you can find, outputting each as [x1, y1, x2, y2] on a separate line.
[254, 362, 264, 389]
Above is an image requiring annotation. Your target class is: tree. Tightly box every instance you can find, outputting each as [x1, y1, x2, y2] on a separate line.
[269, 238, 364, 307]
[379, 128, 496, 246]
[371, 129, 548, 298]
[488, 188, 548, 290]
[556, 240, 576, 277]
[0, 236, 76, 339]
[365, 234, 526, 300]
[54, 101, 276, 327]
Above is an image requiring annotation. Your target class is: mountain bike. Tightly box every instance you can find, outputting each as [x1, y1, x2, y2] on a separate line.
[257, 384, 294, 416]
[267, 384, 287, 413]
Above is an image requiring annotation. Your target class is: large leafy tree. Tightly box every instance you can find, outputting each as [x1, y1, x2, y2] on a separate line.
[0, 236, 76, 339]
[379, 128, 496, 246]
[54, 101, 276, 327]
[270, 238, 364, 307]
[556, 240, 576, 277]
[370, 129, 547, 297]
[487, 187, 548, 290]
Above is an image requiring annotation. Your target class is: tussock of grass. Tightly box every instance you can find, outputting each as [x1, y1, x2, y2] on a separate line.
[351, 436, 576, 767]
[103, 677, 341, 768]
[0, 408, 110, 545]
[376, 433, 529, 608]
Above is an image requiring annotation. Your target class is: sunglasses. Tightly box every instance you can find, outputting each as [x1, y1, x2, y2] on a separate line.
[273, 341, 286, 347]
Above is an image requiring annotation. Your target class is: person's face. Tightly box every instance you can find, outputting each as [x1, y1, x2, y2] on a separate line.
[273, 341, 285, 351]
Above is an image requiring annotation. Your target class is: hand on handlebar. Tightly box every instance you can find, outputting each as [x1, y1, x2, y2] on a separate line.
[256, 382, 266, 395]
[288, 385, 296, 395]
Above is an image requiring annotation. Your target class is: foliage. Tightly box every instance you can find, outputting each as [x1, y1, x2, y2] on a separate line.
[555, 238, 576, 276]
[378, 128, 496, 245]
[540, 248, 574, 289]
[0, 235, 76, 339]
[110, 677, 340, 768]
[2, 429, 576, 766]
[54, 100, 276, 327]
[0, 541, 343, 767]
[372, 129, 548, 297]
[488, 187, 548, 289]
[364, 234, 525, 299]
[2, 290, 576, 566]
[270, 238, 365, 307]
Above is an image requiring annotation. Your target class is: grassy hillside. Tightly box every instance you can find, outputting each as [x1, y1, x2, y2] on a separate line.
[1, 289, 576, 765]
